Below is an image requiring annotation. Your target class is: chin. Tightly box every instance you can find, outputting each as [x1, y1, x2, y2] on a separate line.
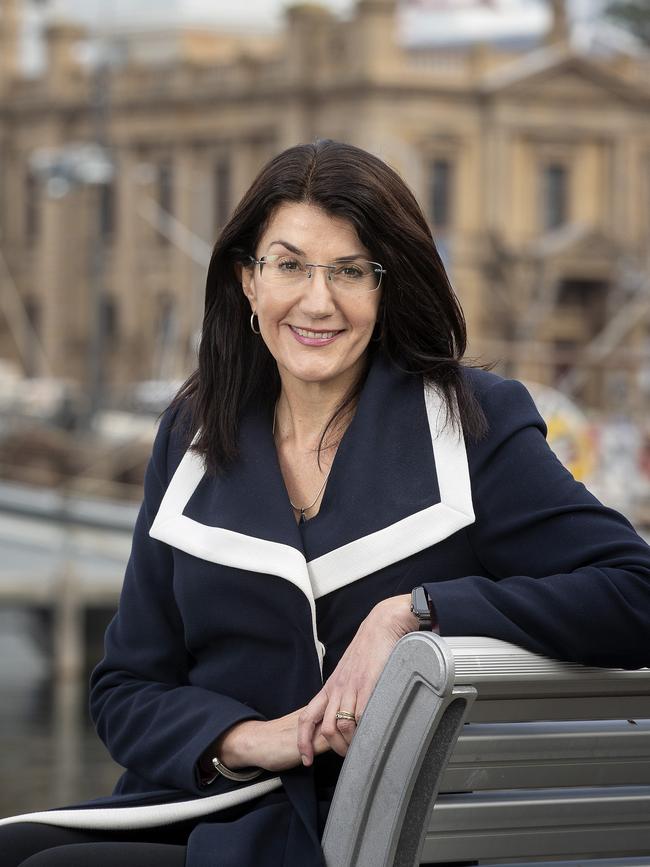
[276, 346, 369, 386]
[290, 366, 341, 385]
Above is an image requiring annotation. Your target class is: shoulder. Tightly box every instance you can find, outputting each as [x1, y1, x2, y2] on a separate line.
[150, 398, 194, 487]
[460, 365, 534, 406]
[458, 365, 548, 455]
[460, 366, 543, 422]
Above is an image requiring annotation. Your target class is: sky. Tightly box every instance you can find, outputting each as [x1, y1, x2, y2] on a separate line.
[19, 0, 622, 70]
[50, 0, 605, 28]
[51, 0, 357, 29]
[38, 0, 609, 40]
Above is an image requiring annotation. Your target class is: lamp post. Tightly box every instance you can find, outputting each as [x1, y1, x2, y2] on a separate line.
[29, 143, 114, 429]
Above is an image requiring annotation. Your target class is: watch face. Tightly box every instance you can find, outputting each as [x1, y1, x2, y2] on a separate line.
[411, 586, 431, 622]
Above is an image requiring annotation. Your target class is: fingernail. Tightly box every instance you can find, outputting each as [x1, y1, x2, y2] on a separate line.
[301, 754, 309, 766]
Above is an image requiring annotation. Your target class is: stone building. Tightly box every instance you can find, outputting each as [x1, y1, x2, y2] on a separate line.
[1, 0, 650, 414]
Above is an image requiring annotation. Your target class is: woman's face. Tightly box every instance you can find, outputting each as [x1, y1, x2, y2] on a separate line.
[241, 202, 381, 391]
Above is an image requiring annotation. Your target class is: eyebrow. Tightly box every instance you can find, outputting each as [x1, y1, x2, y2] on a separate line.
[267, 240, 368, 261]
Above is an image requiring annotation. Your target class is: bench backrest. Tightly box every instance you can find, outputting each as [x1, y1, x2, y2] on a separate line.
[322, 633, 650, 867]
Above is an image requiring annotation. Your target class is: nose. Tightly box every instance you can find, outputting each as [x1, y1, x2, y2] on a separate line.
[299, 265, 337, 317]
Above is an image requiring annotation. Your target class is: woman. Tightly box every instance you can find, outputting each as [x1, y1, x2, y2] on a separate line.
[2, 139, 650, 866]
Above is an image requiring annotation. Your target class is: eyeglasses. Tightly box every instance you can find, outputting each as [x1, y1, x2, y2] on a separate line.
[248, 254, 385, 293]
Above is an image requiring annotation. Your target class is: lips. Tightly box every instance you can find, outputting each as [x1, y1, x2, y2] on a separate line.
[288, 325, 344, 346]
[292, 326, 342, 339]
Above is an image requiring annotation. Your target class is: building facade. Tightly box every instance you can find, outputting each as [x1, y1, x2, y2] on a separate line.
[1, 0, 650, 414]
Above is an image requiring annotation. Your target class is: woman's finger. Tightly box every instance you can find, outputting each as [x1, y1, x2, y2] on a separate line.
[321, 692, 354, 757]
[334, 687, 358, 746]
[297, 690, 328, 766]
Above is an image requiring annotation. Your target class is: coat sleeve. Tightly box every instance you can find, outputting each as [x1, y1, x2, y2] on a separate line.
[424, 377, 650, 669]
[89, 407, 265, 795]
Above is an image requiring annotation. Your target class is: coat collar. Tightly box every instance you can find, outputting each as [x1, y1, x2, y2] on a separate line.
[150, 350, 475, 625]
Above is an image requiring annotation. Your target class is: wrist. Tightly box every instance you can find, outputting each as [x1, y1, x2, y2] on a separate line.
[374, 594, 419, 634]
[217, 719, 262, 770]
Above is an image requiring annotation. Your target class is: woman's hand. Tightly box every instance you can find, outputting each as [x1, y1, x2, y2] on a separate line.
[215, 707, 331, 774]
[297, 594, 419, 766]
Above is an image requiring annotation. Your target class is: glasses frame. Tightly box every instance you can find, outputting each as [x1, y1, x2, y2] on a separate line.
[248, 254, 386, 293]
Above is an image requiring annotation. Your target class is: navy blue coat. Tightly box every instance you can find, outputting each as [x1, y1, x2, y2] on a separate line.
[2, 350, 650, 865]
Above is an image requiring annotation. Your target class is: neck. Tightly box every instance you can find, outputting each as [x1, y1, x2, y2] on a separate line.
[274, 361, 365, 452]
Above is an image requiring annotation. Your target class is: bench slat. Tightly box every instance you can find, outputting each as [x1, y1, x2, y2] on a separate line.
[442, 720, 650, 791]
[466, 696, 650, 722]
[422, 786, 650, 862]
[484, 859, 650, 867]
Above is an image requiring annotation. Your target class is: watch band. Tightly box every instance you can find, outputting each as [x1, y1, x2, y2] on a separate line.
[410, 585, 433, 631]
[211, 755, 263, 783]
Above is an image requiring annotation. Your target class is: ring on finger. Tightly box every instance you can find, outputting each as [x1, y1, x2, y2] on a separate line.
[335, 710, 357, 723]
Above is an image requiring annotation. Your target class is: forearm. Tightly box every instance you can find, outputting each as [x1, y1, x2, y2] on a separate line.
[198, 719, 261, 775]
[90, 666, 266, 794]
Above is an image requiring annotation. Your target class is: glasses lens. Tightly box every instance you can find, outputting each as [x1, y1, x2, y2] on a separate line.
[331, 261, 381, 292]
[260, 255, 306, 285]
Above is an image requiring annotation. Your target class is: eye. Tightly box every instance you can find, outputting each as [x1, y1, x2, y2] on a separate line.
[276, 257, 303, 272]
[336, 264, 365, 279]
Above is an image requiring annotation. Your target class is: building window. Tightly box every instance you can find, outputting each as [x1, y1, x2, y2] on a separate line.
[214, 155, 231, 231]
[557, 278, 607, 331]
[542, 162, 568, 230]
[23, 296, 40, 377]
[99, 182, 115, 238]
[429, 158, 453, 231]
[101, 294, 118, 343]
[25, 171, 39, 244]
[157, 161, 173, 244]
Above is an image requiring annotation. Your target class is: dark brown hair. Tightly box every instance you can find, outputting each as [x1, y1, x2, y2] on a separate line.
[170, 139, 488, 475]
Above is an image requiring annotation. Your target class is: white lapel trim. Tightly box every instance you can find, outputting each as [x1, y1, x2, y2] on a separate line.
[148, 381, 473, 660]
[0, 777, 283, 830]
[149, 446, 324, 674]
[150, 447, 309, 588]
[308, 382, 475, 599]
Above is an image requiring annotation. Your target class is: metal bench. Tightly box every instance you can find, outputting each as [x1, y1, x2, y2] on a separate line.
[322, 633, 650, 867]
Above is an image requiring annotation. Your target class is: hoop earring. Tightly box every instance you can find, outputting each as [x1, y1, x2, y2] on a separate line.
[250, 312, 261, 335]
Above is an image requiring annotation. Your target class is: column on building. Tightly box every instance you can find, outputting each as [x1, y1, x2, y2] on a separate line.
[611, 134, 643, 416]
[479, 110, 519, 367]
[38, 188, 73, 379]
[3, 143, 25, 247]
[170, 147, 199, 379]
[0, 0, 21, 94]
[610, 135, 632, 245]
[230, 137, 267, 210]
[112, 147, 143, 385]
[279, 5, 333, 149]
[350, 0, 400, 81]
[43, 20, 86, 94]
[447, 134, 483, 359]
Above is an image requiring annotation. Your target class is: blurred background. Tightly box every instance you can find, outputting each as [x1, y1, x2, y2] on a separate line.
[1, 0, 649, 816]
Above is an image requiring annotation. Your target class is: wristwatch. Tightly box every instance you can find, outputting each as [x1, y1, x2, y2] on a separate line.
[410, 585, 433, 631]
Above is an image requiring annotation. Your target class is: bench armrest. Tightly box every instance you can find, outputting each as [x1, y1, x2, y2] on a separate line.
[322, 631, 476, 867]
